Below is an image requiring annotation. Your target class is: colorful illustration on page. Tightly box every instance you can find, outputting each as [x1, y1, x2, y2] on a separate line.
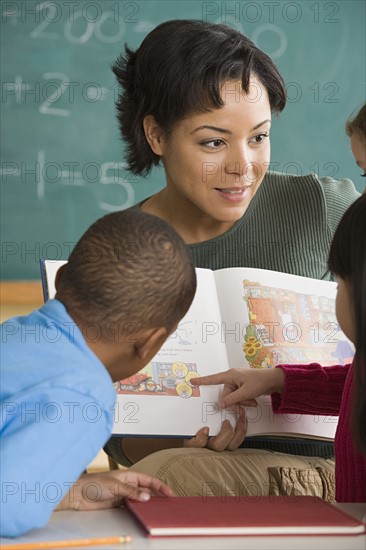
[115, 361, 201, 398]
[242, 279, 354, 369]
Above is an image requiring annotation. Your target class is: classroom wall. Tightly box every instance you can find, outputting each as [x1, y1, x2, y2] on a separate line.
[1, 0, 366, 281]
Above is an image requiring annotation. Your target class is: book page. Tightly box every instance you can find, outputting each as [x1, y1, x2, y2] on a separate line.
[113, 268, 231, 437]
[213, 267, 354, 439]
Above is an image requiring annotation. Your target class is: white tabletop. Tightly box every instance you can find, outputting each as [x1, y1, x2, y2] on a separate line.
[1, 503, 365, 550]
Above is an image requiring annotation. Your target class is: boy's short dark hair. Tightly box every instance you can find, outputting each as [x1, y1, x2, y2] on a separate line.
[113, 19, 287, 176]
[56, 210, 196, 338]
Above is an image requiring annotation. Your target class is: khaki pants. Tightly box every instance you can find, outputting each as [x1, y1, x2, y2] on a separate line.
[130, 448, 335, 501]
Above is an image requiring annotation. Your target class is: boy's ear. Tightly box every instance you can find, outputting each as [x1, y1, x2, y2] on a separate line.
[143, 115, 166, 156]
[135, 326, 169, 361]
[54, 263, 67, 292]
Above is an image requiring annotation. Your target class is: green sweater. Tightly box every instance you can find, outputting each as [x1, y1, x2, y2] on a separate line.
[105, 172, 359, 465]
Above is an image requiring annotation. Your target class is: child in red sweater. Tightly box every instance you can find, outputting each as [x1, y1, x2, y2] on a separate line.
[193, 194, 366, 502]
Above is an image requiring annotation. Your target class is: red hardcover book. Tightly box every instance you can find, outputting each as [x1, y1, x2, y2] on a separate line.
[126, 496, 366, 537]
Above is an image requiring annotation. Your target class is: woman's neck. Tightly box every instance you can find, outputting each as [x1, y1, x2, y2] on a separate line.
[140, 188, 236, 244]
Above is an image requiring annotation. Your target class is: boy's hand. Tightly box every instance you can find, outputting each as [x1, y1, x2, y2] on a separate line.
[191, 367, 285, 409]
[56, 470, 173, 511]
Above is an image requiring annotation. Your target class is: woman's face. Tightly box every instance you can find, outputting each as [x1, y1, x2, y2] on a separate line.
[157, 78, 271, 226]
[350, 132, 366, 175]
[350, 132, 366, 193]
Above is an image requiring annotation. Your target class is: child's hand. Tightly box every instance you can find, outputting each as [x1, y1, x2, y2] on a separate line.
[191, 367, 285, 409]
[56, 470, 173, 511]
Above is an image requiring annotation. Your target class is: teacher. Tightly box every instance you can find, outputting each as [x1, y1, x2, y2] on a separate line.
[105, 19, 359, 498]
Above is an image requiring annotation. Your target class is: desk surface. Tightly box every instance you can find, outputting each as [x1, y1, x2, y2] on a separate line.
[1, 503, 366, 550]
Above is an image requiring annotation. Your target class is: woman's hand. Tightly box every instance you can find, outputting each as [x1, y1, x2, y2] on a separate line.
[56, 470, 173, 511]
[184, 413, 247, 452]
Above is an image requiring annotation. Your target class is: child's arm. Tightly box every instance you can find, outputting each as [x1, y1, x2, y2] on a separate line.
[271, 363, 351, 416]
[193, 363, 350, 416]
[192, 367, 285, 409]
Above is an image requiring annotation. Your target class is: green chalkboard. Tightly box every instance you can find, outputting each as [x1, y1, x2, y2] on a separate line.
[1, 0, 365, 279]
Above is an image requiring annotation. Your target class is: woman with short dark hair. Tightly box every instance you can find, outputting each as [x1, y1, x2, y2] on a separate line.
[105, 20, 360, 499]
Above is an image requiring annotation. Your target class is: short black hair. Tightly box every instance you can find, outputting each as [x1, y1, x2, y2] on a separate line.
[56, 210, 196, 337]
[113, 19, 286, 176]
[328, 194, 366, 454]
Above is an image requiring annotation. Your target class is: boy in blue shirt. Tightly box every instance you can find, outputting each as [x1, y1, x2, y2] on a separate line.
[1, 210, 196, 537]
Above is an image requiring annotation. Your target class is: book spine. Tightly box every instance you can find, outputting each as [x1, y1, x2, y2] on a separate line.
[39, 260, 49, 303]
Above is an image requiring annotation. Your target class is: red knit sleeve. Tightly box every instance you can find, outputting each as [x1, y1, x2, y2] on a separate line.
[271, 363, 351, 416]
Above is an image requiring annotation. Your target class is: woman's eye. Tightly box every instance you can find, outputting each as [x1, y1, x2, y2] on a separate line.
[251, 133, 269, 144]
[201, 139, 225, 148]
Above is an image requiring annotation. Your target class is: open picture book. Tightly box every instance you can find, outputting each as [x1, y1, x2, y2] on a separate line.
[41, 261, 354, 440]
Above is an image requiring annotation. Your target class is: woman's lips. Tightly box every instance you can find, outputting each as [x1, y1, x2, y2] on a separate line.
[214, 187, 250, 202]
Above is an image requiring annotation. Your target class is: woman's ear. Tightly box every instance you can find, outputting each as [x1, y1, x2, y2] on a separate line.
[143, 115, 166, 156]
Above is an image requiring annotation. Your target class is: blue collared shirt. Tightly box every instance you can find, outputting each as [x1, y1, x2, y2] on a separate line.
[0, 299, 116, 537]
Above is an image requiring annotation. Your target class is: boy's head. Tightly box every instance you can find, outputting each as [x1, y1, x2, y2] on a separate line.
[55, 210, 196, 377]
